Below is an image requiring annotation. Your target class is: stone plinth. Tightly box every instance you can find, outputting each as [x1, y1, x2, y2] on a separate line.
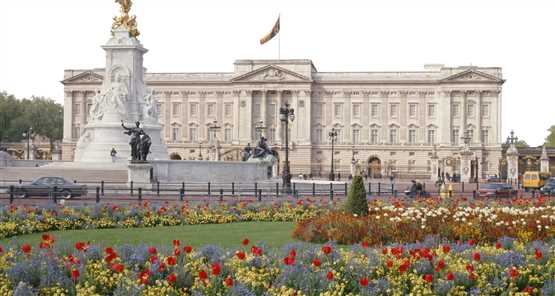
[128, 162, 153, 188]
[541, 146, 550, 174]
[150, 160, 271, 183]
[506, 144, 519, 182]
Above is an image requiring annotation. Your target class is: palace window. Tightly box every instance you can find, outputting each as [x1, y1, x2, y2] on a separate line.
[72, 126, 80, 139]
[428, 104, 436, 117]
[189, 127, 198, 142]
[452, 103, 460, 117]
[371, 103, 380, 119]
[467, 103, 475, 117]
[224, 103, 233, 117]
[390, 103, 399, 119]
[171, 127, 179, 142]
[389, 128, 398, 144]
[172, 103, 181, 117]
[224, 128, 232, 143]
[190, 103, 199, 117]
[481, 104, 490, 117]
[427, 129, 436, 145]
[207, 103, 216, 117]
[452, 129, 459, 145]
[314, 128, 323, 144]
[370, 129, 379, 144]
[352, 128, 360, 144]
[334, 103, 343, 118]
[408, 129, 417, 144]
[267, 127, 275, 143]
[481, 129, 489, 144]
[409, 103, 418, 118]
[352, 103, 361, 118]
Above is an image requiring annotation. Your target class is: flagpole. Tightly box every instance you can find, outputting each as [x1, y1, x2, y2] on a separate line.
[278, 13, 281, 60]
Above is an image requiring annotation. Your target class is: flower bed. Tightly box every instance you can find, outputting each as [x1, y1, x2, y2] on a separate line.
[293, 198, 555, 245]
[1, 234, 555, 295]
[0, 200, 325, 240]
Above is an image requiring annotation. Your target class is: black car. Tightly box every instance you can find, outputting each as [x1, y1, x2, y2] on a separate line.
[540, 178, 555, 196]
[15, 177, 88, 199]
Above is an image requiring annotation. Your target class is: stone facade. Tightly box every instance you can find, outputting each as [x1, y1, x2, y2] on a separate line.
[62, 60, 504, 179]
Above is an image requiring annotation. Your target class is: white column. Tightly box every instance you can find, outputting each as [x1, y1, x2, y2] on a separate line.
[81, 91, 88, 126]
[276, 91, 283, 144]
[303, 89, 312, 144]
[261, 90, 267, 130]
[233, 90, 241, 144]
[238, 90, 253, 144]
[63, 91, 73, 142]
[440, 91, 452, 145]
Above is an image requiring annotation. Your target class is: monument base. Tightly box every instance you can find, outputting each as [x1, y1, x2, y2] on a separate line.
[128, 162, 153, 188]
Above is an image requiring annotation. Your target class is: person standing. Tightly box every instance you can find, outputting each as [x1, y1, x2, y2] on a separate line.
[110, 147, 117, 163]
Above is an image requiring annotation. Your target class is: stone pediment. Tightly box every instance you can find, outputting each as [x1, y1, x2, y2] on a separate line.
[62, 71, 104, 85]
[441, 69, 503, 83]
[231, 65, 311, 83]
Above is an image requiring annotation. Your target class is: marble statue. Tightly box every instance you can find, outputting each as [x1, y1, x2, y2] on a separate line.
[142, 88, 158, 122]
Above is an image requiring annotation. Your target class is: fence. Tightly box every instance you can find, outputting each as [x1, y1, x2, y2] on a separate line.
[0, 178, 537, 206]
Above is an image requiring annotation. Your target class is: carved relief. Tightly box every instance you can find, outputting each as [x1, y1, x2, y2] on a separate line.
[263, 69, 285, 81]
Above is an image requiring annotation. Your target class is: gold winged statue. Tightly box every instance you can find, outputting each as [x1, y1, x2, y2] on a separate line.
[112, 0, 140, 37]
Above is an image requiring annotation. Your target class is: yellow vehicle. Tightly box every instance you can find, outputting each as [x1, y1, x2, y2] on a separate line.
[522, 171, 551, 190]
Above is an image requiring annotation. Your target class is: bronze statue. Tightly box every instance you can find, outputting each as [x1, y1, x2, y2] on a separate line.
[121, 121, 151, 162]
[112, 0, 140, 37]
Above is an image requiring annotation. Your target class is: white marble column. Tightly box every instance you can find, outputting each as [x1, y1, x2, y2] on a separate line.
[181, 91, 189, 141]
[63, 91, 73, 142]
[440, 91, 452, 145]
[261, 90, 267, 130]
[302, 89, 312, 144]
[238, 90, 253, 144]
[276, 91, 283, 144]
[233, 90, 241, 144]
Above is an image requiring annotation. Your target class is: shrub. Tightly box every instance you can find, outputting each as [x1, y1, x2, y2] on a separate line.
[344, 175, 368, 216]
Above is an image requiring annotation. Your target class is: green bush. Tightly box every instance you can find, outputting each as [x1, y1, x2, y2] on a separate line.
[345, 175, 368, 216]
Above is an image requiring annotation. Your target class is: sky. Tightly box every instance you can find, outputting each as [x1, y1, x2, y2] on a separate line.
[1, 0, 554, 146]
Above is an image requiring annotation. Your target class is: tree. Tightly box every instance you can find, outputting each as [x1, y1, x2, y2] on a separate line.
[345, 175, 368, 216]
[515, 140, 529, 149]
[545, 125, 555, 148]
[0, 91, 63, 154]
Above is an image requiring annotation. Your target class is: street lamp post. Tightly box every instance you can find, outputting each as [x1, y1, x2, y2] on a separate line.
[22, 127, 33, 160]
[279, 103, 295, 194]
[328, 128, 338, 181]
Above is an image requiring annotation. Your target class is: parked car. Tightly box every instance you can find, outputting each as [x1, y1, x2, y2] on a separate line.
[15, 177, 88, 199]
[540, 178, 555, 196]
[478, 183, 517, 198]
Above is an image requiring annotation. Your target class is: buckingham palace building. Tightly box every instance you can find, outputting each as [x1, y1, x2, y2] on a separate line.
[61, 59, 504, 179]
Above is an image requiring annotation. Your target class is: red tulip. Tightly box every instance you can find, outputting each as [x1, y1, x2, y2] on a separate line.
[326, 271, 334, 281]
[509, 267, 519, 279]
[21, 244, 32, 254]
[384, 259, 393, 269]
[211, 262, 221, 276]
[166, 256, 177, 266]
[71, 269, 80, 280]
[75, 242, 88, 251]
[382, 247, 388, 255]
[242, 238, 250, 246]
[361, 240, 369, 249]
[466, 263, 474, 273]
[158, 262, 166, 272]
[139, 269, 151, 284]
[423, 274, 433, 283]
[495, 242, 502, 249]
[468, 239, 476, 246]
[322, 245, 332, 255]
[184, 245, 193, 254]
[199, 270, 208, 281]
[105, 247, 115, 255]
[236, 251, 246, 260]
[224, 276, 233, 287]
[149, 255, 158, 263]
[442, 245, 450, 254]
[360, 277, 369, 286]
[167, 273, 177, 283]
[174, 248, 181, 256]
[446, 272, 455, 281]
[172, 240, 181, 248]
[312, 258, 321, 267]
[535, 249, 543, 260]
[148, 247, 157, 254]
[111, 263, 124, 273]
[288, 249, 297, 258]
[283, 256, 295, 266]
[436, 259, 446, 271]
[472, 252, 481, 261]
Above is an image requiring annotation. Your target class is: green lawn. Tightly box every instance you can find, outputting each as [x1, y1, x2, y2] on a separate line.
[0, 222, 297, 249]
